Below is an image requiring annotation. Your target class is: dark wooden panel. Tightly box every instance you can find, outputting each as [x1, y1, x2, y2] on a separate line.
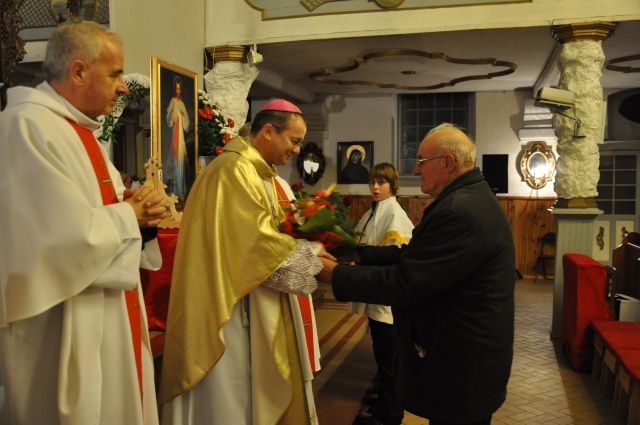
[347, 195, 557, 278]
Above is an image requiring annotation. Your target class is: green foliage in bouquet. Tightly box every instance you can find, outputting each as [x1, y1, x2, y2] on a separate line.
[282, 183, 362, 252]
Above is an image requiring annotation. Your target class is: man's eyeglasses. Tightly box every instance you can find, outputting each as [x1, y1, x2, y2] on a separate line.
[415, 155, 445, 167]
[271, 124, 302, 149]
[289, 138, 303, 149]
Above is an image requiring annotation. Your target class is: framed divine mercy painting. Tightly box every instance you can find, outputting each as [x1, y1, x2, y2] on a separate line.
[150, 57, 199, 215]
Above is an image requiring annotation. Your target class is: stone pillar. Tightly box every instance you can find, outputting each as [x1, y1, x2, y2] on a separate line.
[203, 45, 260, 129]
[548, 22, 616, 338]
[551, 21, 616, 207]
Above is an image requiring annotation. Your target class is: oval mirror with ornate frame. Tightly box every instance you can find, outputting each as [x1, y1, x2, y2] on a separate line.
[519, 141, 556, 189]
[297, 142, 326, 185]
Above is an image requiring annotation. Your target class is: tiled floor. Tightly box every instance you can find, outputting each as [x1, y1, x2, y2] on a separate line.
[402, 278, 625, 425]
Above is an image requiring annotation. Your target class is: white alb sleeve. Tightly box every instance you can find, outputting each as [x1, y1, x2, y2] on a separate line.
[262, 239, 322, 295]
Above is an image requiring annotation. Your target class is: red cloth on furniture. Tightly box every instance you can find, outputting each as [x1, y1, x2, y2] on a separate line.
[616, 348, 640, 381]
[562, 253, 613, 372]
[591, 320, 640, 336]
[140, 228, 179, 331]
[603, 333, 640, 355]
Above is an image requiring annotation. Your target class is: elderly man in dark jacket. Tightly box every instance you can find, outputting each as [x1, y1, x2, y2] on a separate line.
[319, 123, 515, 425]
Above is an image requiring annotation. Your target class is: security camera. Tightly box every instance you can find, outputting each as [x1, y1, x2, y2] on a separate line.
[534, 87, 574, 110]
[247, 45, 263, 66]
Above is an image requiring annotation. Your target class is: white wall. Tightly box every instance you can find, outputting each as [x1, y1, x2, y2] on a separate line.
[111, 0, 205, 86]
[476, 91, 557, 197]
[271, 91, 558, 197]
[273, 94, 396, 196]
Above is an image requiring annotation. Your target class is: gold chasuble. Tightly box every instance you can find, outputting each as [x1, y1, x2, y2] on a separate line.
[159, 136, 309, 424]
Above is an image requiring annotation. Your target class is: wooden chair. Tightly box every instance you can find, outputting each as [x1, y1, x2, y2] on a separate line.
[606, 265, 618, 321]
[535, 232, 556, 282]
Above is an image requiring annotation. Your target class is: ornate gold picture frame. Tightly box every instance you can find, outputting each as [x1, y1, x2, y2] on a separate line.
[150, 58, 199, 222]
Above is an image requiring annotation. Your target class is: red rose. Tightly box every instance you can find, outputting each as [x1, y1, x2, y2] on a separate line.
[198, 106, 213, 120]
[343, 195, 353, 207]
[216, 146, 224, 156]
[300, 201, 320, 219]
[309, 230, 344, 251]
[282, 218, 296, 235]
[223, 133, 232, 144]
[281, 212, 305, 239]
[314, 199, 335, 212]
[291, 183, 304, 192]
[227, 118, 235, 128]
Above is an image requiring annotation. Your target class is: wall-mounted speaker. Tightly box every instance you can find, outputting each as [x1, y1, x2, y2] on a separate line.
[482, 154, 508, 194]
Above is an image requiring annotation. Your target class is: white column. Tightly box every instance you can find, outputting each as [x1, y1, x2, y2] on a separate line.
[550, 208, 602, 338]
[554, 40, 604, 201]
[546, 22, 616, 339]
[551, 21, 616, 206]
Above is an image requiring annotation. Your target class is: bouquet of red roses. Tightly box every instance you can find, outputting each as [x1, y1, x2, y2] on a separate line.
[281, 183, 362, 253]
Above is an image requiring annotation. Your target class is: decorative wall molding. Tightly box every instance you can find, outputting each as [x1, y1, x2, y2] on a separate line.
[309, 49, 517, 91]
[248, 0, 531, 20]
[604, 53, 640, 74]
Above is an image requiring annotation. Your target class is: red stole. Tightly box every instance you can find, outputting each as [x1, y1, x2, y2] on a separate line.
[66, 119, 143, 400]
[274, 178, 318, 373]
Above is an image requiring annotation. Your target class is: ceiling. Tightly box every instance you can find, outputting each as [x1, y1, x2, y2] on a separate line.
[247, 21, 640, 102]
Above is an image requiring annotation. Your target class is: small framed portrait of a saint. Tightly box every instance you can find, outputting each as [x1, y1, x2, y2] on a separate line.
[150, 58, 198, 212]
[337, 141, 374, 184]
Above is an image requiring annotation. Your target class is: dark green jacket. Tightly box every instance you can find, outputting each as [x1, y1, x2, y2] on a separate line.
[333, 168, 515, 423]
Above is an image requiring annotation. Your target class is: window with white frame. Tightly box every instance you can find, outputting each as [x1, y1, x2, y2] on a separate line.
[597, 153, 637, 215]
[397, 93, 474, 176]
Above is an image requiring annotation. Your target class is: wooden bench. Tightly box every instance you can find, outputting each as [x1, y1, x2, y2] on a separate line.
[591, 320, 640, 424]
[614, 349, 640, 425]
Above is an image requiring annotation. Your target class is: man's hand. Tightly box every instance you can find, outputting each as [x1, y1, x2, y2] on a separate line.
[317, 256, 338, 283]
[314, 242, 337, 261]
[123, 186, 168, 227]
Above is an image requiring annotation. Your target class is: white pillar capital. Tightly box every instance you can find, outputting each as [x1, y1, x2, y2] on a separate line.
[203, 45, 259, 129]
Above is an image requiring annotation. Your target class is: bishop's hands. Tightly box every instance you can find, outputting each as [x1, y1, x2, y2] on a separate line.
[123, 186, 168, 227]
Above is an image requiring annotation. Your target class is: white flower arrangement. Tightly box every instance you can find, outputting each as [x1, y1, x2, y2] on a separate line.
[197, 89, 237, 156]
